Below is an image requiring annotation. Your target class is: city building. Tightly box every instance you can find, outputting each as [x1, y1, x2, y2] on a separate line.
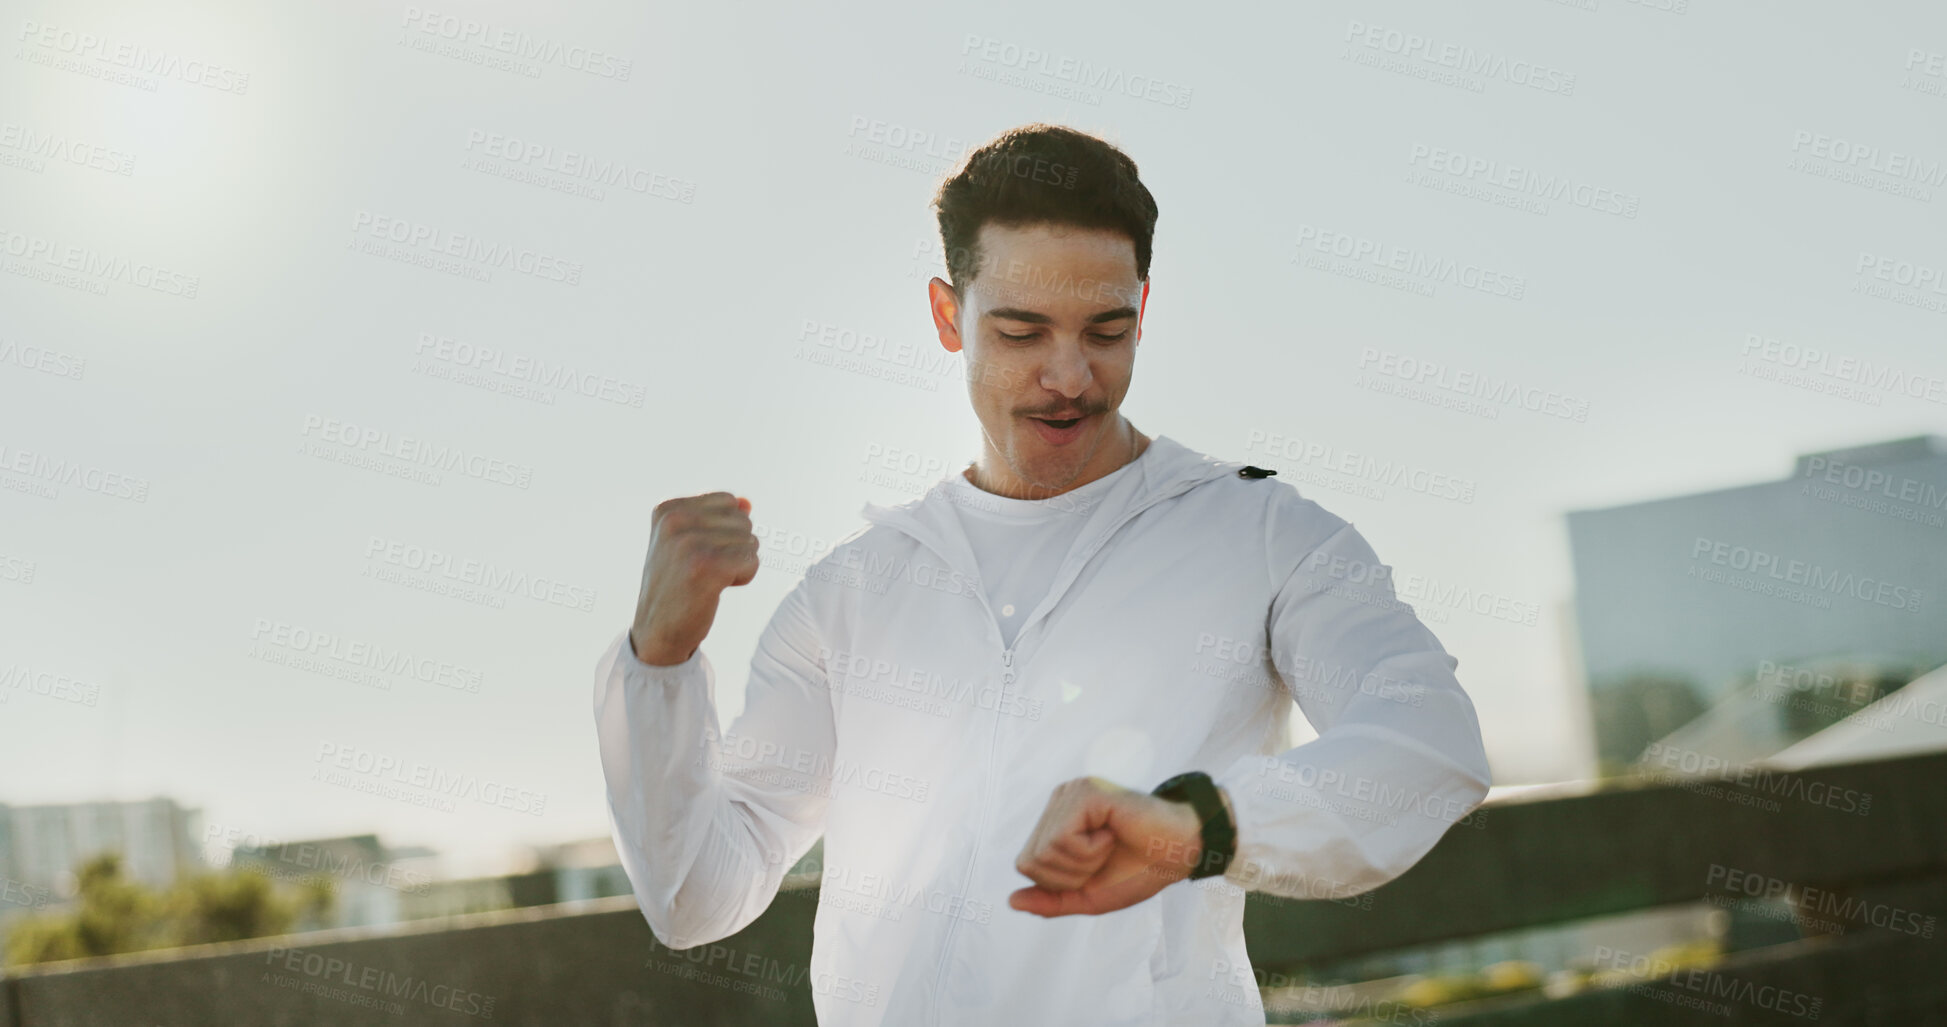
[1565, 435, 1947, 769]
[229, 834, 438, 930]
[0, 797, 202, 893]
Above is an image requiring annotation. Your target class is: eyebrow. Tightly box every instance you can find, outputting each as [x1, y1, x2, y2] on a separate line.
[983, 306, 1139, 325]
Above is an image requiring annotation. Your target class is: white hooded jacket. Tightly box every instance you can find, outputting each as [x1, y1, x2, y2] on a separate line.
[594, 433, 1493, 1026]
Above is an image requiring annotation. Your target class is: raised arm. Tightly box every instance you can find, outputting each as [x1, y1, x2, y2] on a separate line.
[593, 492, 835, 949]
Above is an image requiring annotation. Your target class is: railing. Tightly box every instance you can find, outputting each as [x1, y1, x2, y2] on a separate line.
[4, 751, 1943, 1025]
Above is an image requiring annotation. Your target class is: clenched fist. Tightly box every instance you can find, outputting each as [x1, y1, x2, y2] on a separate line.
[630, 491, 760, 666]
[1009, 776, 1230, 918]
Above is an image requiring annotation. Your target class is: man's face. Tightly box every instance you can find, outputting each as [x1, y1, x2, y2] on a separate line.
[927, 221, 1148, 494]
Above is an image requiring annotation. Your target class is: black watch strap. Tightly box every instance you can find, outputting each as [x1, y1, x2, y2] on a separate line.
[1151, 770, 1236, 880]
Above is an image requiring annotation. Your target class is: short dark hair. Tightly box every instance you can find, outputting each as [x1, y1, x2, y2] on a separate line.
[931, 123, 1159, 296]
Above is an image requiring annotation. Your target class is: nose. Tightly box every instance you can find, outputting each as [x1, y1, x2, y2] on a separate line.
[1040, 338, 1093, 398]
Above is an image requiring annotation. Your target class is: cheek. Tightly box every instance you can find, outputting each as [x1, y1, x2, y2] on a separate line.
[973, 358, 1031, 396]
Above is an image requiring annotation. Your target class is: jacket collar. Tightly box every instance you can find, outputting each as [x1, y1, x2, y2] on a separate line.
[859, 434, 1241, 640]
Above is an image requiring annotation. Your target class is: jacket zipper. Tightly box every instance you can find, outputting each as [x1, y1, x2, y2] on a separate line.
[929, 581, 1014, 1023]
[881, 468, 1229, 1023]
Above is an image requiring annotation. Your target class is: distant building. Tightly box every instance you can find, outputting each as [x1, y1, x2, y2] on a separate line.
[230, 834, 437, 930]
[1566, 436, 1947, 769]
[1765, 661, 1947, 770]
[399, 874, 520, 921]
[531, 836, 632, 904]
[0, 797, 202, 892]
[1634, 655, 1917, 776]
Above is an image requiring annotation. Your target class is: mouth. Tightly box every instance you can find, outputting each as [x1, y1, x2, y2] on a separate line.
[1027, 412, 1093, 445]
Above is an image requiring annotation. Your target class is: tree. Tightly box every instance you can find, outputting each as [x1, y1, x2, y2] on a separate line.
[4, 852, 337, 967]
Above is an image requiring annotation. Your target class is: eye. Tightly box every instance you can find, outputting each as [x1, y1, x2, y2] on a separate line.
[1090, 331, 1130, 343]
[998, 331, 1036, 342]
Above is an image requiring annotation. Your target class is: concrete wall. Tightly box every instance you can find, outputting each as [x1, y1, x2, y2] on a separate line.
[2, 890, 822, 1027]
[4, 754, 1942, 1024]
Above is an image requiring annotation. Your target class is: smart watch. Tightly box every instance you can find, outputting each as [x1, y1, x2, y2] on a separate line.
[1151, 770, 1236, 880]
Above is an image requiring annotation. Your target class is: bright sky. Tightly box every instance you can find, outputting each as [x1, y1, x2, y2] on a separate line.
[3, 0, 1942, 876]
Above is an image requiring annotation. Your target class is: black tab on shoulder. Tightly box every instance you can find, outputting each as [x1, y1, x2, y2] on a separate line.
[1237, 465, 1277, 479]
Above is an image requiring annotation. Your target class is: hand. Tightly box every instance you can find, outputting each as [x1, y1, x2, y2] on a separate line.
[1008, 776, 1222, 917]
[630, 492, 760, 666]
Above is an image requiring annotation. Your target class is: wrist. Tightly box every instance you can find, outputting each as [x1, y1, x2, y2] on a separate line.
[629, 627, 695, 667]
[1151, 771, 1237, 881]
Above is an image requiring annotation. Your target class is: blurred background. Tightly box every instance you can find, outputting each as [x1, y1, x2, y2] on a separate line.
[1, 0, 1942, 1022]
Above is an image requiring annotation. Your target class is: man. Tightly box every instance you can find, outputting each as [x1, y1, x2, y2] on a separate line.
[594, 123, 1492, 1026]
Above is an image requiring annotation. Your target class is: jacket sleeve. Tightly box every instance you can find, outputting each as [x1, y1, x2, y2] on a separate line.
[1211, 489, 1493, 900]
[593, 576, 834, 949]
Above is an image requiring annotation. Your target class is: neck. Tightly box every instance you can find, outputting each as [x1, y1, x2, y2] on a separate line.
[966, 418, 1150, 500]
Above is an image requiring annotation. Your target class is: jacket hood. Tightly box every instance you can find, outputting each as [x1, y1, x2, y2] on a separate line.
[858, 434, 1245, 599]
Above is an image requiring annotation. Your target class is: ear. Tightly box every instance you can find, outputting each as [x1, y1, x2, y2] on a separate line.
[1136, 278, 1150, 344]
[929, 277, 964, 354]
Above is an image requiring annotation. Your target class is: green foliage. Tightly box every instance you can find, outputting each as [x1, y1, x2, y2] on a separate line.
[4, 852, 338, 967]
